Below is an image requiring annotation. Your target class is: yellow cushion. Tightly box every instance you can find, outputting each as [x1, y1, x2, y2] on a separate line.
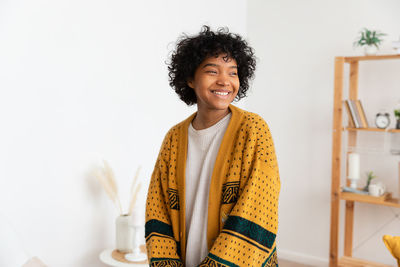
[383, 235, 400, 267]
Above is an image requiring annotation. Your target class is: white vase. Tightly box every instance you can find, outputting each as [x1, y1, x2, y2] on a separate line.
[364, 45, 378, 56]
[115, 214, 133, 253]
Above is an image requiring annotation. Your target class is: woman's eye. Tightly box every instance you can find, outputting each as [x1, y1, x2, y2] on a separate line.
[230, 72, 238, 76]
[206, 70, 217, 74]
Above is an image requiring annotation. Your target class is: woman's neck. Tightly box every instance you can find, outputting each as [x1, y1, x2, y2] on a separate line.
[192, 107, 230, 130]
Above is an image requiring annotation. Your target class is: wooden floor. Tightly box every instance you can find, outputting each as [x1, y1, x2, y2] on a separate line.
[279, 258, 314, 267]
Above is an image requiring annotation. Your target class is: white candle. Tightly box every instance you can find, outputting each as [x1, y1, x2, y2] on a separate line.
[348, 152, 360, 180]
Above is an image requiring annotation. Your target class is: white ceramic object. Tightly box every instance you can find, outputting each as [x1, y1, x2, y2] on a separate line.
[364, 45, 378, 56]
[369, 183, 386, 197]
[124, 225, 147, 262]
[116, 215, 134, 253]
[348, 153, 360, 189]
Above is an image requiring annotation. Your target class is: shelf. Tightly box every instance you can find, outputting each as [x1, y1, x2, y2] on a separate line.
[345, 127, 400, 133]
[338, 256, 393, 267]
[343, 54, 400, 63]
[340, 192, 400, 208]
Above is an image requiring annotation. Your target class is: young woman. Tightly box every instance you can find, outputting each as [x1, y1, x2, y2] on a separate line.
[145, 26, 280, 267]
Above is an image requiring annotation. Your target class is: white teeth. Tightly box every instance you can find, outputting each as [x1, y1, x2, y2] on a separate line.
[213, 91, 229, 96]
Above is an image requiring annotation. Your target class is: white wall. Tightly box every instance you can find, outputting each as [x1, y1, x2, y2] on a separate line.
[0, 1, 246, 266]
[247, 0, 400, 266]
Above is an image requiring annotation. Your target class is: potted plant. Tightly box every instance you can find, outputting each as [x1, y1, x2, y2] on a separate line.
[363, 171, 376, 191]
[395, 109, 400, 129]
[353, 28, 386, 55]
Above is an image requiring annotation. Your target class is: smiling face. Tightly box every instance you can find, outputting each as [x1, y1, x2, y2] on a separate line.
[187, 54, 240, 113]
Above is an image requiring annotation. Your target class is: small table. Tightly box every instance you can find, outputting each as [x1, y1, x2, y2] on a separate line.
[99, 246, 148, 267]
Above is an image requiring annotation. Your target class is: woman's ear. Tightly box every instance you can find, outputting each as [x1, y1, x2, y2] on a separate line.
[187, 79, 194, 89]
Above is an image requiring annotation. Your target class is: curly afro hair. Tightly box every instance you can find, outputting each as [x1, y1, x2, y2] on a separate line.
[167, 25, 256, 106]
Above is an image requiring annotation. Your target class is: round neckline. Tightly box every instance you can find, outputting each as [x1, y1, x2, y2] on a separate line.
[189, 112, 232, 135]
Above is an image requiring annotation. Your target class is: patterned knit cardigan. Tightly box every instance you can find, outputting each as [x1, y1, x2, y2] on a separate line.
[145, 104, 280, 267]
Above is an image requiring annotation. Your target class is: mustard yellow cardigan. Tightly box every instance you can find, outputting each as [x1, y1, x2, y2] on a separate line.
[145, 105, 280, 267]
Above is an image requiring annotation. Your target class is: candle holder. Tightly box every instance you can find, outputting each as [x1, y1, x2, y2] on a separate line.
[125, 221, 147, 262]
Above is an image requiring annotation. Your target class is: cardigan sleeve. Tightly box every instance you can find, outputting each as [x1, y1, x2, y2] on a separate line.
[145, 133, 184, 266]
[199, 121, 280, 267]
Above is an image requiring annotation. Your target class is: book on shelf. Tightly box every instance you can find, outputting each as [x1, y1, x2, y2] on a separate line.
[355, 100, 369, 128]
[344, 99, 368, 128]
[351, 100, 363, 128]
[344, 100, 356, 128]
[345, 99, 360, 128]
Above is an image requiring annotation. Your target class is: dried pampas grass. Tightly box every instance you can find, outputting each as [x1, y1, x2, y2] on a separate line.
[94, 160, 123, 215]
[128, 166, 142, 215]
[94, 161, 142, 216]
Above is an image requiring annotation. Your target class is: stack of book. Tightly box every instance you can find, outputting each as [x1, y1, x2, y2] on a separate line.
[344, 99, 369, 128]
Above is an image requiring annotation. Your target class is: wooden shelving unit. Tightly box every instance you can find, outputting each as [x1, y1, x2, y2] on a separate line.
[329, 54, 400, 267]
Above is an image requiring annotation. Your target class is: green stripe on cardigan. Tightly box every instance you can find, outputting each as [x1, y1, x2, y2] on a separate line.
[223, 215, 276, 249]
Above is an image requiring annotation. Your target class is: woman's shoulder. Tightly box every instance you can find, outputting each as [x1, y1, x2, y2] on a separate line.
[231, 105, 269, 130]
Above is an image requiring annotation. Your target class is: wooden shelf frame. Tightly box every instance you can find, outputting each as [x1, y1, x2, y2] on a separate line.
[345, 128, 400, 133]
[338, 256, 393, 267]
[344, 54, 400, 63]
[329, 55, 400, 267]
[340, 192, 400, 208]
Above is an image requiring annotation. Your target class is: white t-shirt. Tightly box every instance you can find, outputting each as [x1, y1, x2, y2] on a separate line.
[185, 112, 231, 267]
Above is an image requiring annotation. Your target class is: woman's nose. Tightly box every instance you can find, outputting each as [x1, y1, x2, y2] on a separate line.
[216, 75, 230, 86]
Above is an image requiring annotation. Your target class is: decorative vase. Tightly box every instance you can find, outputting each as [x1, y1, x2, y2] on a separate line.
[397, 119, 400, 129]
[115, 214, 133, 253]
[364, 45, 378, 56]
